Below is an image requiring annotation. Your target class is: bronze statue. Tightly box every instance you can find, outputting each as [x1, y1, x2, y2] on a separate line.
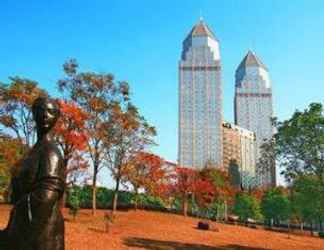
[1, 97, 65, 250]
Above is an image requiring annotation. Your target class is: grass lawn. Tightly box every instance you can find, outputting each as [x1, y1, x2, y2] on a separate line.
[1, 205, 323, 250]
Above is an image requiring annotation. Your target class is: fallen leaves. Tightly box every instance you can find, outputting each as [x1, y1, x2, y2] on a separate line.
[0, 205, 323, 250]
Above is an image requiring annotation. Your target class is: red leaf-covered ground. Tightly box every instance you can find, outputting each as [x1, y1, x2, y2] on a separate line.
[1, 205, 323, 250]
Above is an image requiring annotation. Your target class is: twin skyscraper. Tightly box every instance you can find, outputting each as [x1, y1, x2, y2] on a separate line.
[178, 19, 275, 187]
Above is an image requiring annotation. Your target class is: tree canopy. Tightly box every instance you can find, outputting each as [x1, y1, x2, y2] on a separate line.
[233, 192, 262, 222]
[0, 77, 47, 146]
[261, 187, 290, 226]
[275, 103, 324, 183]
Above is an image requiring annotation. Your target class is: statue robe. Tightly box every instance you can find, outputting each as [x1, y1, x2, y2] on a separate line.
[3, 139, 65, 250]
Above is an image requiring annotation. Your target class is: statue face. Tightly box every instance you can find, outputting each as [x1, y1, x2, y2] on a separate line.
[34, 100, 60, 134]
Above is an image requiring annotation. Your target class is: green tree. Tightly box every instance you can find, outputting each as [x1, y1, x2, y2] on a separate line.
[233, 192, 261, 223]
[292, 175, 324, 231]
[261, 187, 290, 227]
[274, 103, 324, 184]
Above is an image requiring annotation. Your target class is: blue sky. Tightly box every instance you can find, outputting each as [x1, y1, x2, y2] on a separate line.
[1, 1, 323, 186]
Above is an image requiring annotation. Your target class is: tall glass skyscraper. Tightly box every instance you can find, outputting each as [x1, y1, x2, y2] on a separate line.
[178, 19, 223, 169]
[234, 50, 275, 186]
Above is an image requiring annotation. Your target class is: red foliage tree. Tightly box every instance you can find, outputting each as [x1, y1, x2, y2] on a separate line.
[250, 187, 266, 202]
[194, 178, 216, 210]
[196, 168, 234, 220]
[54, 100, 89, 167]
[104, 102, 156, 214]
[53, 100, 89, 205]
[171, 167, 198, 216]
[123, 152, 165, 209]
[58, 59, 133, 215]
[200, 168, 234, 200]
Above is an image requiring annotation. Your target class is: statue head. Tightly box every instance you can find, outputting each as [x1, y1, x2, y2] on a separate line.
[32, 96, 60, 135]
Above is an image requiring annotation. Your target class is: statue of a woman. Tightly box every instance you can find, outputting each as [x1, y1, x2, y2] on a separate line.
[1, 97, 65, 250]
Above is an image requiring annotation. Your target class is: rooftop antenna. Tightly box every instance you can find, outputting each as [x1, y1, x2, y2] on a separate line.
[199, 9, 203, 22]
[250, 39, 255, 53]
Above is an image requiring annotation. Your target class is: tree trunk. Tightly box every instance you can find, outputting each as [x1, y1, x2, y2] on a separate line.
[319, 217, 323, 231]
[182, 193, 188, 217]
[112, 176, 120, 214]
[224, 200, 228, 222]
[92, 164, 98, 216]
[134, 188, 138, 211]
[287, 220, 291, 239]
[215, 203, 219, 221]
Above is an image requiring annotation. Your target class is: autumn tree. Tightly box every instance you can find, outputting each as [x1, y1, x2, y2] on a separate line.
[104, 102, 156, 213]
[58, 59, 130, 214]
[53, 100, 89, 206]
[0, 77, 47, 147]
[54, 100, 88, 168]
[123, 152, 165, 210]
[0, 135, 26, 202]
[171, 167, 198, 217]
[0, 78, 46, 202]
[198, 168, 233, 220]
[194, 178, 215, 213]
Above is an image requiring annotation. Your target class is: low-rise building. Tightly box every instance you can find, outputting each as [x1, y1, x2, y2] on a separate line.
[222, 122, 257, 188]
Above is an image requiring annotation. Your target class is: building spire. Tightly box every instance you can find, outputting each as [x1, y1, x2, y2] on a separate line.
[236, 50, 267, 71]
[185, 18, 217, 40]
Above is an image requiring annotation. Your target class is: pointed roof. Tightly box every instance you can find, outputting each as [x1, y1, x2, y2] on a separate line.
[237, 50, 267, 71]
[186, 19, 217, 40]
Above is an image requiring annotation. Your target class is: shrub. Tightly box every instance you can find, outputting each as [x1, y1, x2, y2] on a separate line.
[170, 197, 182, 212]
[117, 191, 134, 207]
[78, 185, 92, 208]
[319, 232, 324, 238]
[68, 186, 81, 219]
[96, 187, 113, 208]
[137, 194, 166, 210]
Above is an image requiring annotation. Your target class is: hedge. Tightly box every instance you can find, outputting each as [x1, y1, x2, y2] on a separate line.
[66, 186, 169, 211]
[319, 231, 324, 238]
